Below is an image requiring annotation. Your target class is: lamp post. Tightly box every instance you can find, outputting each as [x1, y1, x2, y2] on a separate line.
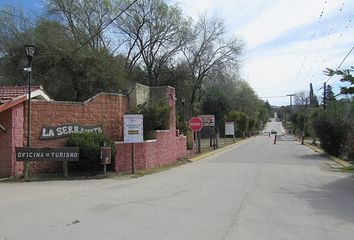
[24, 44, 36, 179]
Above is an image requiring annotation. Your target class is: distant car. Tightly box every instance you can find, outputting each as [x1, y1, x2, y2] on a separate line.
[271, 130, 277, 134]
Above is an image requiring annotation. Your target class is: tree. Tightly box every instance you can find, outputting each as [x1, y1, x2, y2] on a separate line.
[201, 87, 230, 128]
[182, 15, 243, 115]
[326, 84, 336, 103]
[309, 83, 319, 107]
[312, 103, 350, 157]
[46, 0, 114, 51]
[227, 111, 248, 138]
[113, 0, 191, 86]
[0, 5, 128, 101]
[325, 67, 354, 95]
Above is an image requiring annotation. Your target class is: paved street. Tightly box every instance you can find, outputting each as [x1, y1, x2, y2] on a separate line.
[1, 135, 354, 240]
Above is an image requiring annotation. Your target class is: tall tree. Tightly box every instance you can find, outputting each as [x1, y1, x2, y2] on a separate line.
[309, 83, 319, 107]
[46, 0, 114, 51]
[182, 15, 243, 115]
[326, 84, 336, 103]
[113, 0, 191, 86]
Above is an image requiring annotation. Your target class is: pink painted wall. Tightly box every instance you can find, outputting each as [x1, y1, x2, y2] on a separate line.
[115, 130, 189, 172]
[114, 87, 192, 173]
[0, 104, 24, 178]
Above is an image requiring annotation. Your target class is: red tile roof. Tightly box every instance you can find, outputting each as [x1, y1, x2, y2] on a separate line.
[0, 86, 42, 104]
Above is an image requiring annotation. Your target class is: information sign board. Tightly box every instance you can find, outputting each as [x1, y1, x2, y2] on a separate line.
[198, 115, 215, 127]
[225, 122, 235, 136]
[124, 114, 144, 143]
[15, 147, 79, 161]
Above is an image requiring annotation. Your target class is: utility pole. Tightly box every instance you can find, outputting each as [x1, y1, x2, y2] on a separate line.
[323, 82, 327, 109]
[286, 94, 296, 113]
[286, 94, 296, 134]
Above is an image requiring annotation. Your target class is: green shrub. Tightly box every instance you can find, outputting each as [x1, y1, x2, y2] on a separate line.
[66, 132, 116, 172]
[129, 101, 171, 139]
[312, 105, 349, 157]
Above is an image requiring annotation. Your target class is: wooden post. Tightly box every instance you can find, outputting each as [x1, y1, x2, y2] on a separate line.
[197, 131, 201, 154]
[63, 161, 68, 178]
[131, 143, 135, 174]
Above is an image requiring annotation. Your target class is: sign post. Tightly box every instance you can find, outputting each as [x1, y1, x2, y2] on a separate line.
[198, 115, 215, 148]
[100, 143, 111, 175]
[124, 114, 144, 174]
[225, 122, 235, 143]
[16, 147, 79, 178]
[189, 117, 203, 154]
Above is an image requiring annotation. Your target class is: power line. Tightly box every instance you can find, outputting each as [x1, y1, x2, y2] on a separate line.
[315, 44, 354, 94]
[299, 2, 346, 89]
[288, 0, 327, 94]
[70, 0, 138, 56]
[260, 95, 288, 99]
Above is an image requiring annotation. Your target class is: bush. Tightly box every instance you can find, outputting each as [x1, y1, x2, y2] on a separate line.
[66, 132, 116, 172]
[312, 105, 349, 157]
[129, 101, 170, 139]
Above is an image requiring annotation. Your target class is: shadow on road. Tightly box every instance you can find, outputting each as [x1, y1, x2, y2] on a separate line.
[297, 154, 325, 161]
[298, 176, 354, 224]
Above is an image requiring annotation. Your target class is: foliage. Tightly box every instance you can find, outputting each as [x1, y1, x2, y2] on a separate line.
[200, 87, 230, 128]
[129, 101, 171, 139]
[227, 111, 249, 138]
[66, 132, 116, 172]
[312, 103, 350, 157]
[324, 67, 354, 95]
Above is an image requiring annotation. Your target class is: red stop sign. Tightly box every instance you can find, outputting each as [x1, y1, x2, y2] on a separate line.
[189, 117, 203, 131]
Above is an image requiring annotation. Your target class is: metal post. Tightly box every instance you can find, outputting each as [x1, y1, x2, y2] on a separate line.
[323, 82, 327, 109]
[131, 143, 135, 174]
[274, 134, 277, 144]
[24, 70, 31, 179]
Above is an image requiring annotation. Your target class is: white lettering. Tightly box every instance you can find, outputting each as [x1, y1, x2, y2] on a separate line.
[57, 127, 63, 136]
[62, 126, 68, 135]
[68, 126, 73, 134]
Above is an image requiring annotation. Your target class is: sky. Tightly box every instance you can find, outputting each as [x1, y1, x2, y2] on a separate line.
[173, 0, 354, 105]
[1, 0, 353, 106]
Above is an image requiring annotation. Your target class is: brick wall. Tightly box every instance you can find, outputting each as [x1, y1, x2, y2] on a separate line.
[115, 130, 190, 172]
[114, 87, 192, 173]
[24, 93, 129, 174]
[0, 104, 24, 177]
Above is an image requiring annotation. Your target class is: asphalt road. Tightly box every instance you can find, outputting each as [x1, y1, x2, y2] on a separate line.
[1, 136, 354, 240]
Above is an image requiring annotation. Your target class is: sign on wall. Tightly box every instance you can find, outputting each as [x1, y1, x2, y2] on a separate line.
[40, 124, 103, 140]
[197, 115, 215, 127]
[225, 122, 235, 136]
[124, 114, 144, 143]
[15, 147, 79, 161]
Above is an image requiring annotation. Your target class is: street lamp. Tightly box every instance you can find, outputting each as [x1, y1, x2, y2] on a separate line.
[24, 44, 36, 179]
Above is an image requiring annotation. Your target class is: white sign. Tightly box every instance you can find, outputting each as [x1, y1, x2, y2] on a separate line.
[124, 114, 144, 143]
[225, 122, 235, 136]
[198, 115, 215, 127]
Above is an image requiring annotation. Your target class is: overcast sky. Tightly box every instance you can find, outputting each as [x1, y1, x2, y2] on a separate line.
[1, 0, 353, 106]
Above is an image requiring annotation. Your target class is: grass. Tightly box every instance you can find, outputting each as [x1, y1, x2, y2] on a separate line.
[341, 166, 354, 173]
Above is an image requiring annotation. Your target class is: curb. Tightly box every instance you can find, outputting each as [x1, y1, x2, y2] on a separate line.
[303, 142, 352, 168]
[189, 138, 251, 162]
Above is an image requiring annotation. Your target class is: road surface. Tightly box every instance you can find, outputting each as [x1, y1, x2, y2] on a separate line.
[1, 135, 354, 240]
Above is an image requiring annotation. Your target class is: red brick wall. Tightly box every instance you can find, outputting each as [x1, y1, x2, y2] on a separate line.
[115, 130, 189, 172]
[114, 87, 192, 173]
[24, 93, 129, 174]
[0, 104, 24, 178]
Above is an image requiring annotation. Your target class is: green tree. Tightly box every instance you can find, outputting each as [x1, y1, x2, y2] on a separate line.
[312, 103, 350, 157]
[325, 67, 354, 95]
[201, 87, 230, 128]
